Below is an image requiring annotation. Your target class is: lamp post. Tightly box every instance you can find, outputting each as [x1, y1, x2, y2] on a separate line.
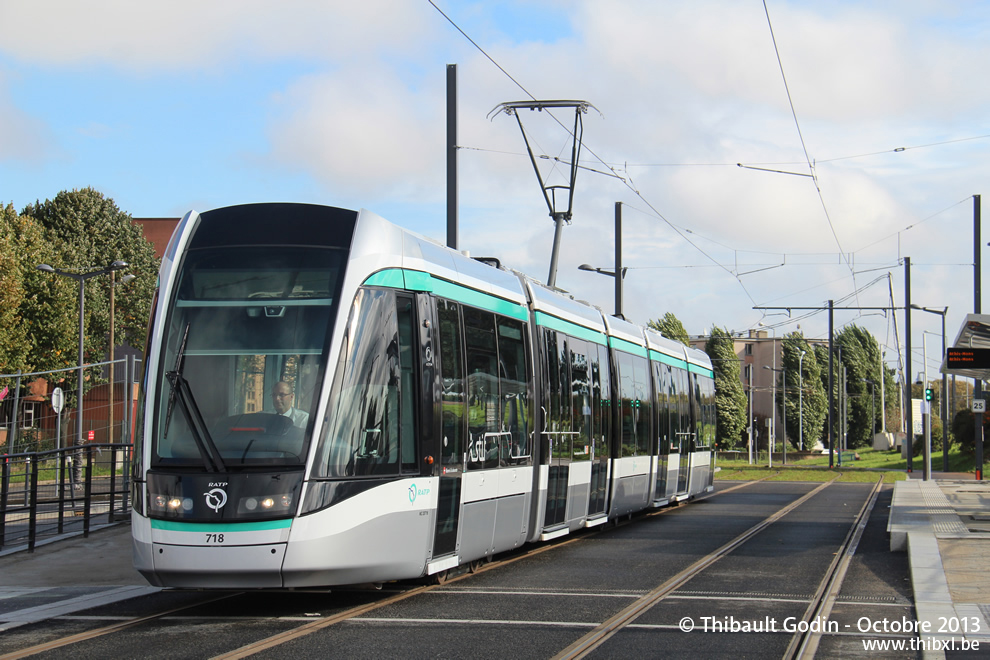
[863, 378, 876, 445]
[799, 350, 807, 451]
[911, 304, 949, 473]
[578, 264, 628, 319]
[109, 273, 136, 443]
[758, 322, 777, 466]
[37, 261, 128, 456]
[765, 365, 787, 465]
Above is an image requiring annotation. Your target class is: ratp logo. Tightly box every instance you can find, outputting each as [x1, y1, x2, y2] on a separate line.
[204, 488, 228, 512]
[408, 483, 430, 505]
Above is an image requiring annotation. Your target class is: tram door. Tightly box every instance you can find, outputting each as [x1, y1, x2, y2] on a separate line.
[543, 330, 569, 528]
[654, 362, 670, 501]
[587, 342, 611, 517]
[433, 299, 464, 557]
[675, 370, 691, 495]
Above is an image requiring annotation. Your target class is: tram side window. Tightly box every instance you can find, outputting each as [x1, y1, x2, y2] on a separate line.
[570, 339, 592, 461]
[697, 375, 715, 449]
[438, 299, 465, 470]
[542, 329, 571, 464]
[654, 362, 672, 455]
[678, 369, 692, 450]
[617, 352, 650, 457]
[497, 317, 531, 464]
[592, 343, 611, 455]
[464, 307, 500, 469]
[670, 367, 688, 453]
[313, 288, 416, 478]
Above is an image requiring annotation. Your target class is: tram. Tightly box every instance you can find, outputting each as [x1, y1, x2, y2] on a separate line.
[131, 203, 716, 588]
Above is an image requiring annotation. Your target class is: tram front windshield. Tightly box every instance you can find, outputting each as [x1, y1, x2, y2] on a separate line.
[153, 246, 343, 469]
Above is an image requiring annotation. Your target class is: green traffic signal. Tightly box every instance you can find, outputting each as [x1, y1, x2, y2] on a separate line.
[925, 388, 933, 401]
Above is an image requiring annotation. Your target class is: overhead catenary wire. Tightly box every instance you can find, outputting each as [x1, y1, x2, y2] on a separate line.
[429, 0, 759, 305]
[430, 1, 970, 336]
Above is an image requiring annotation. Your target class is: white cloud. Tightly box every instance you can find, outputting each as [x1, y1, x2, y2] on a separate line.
[0, 1, 437, 72]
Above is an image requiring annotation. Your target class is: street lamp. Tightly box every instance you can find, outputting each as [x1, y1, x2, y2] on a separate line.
[37, 261, 129, 458]
[910, 304, 949, 474]
[578, 263, 628, 319]
[799, 350, 807, 451]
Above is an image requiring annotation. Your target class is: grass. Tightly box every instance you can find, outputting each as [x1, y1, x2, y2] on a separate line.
[716, 445, 982, 483]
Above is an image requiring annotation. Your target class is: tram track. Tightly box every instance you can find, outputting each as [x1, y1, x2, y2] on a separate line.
[784, 476, 885, 660]
[1, 477, 840, 660]
[0, 592, 242, 660]
[551, 476, 845, 659]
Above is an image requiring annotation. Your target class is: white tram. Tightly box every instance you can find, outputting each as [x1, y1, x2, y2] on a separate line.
[131, 203, 716, 588]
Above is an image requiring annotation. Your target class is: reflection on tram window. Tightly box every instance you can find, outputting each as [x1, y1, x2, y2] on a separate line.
[313, 288, 417, 478]
[154, 247, 340, 468]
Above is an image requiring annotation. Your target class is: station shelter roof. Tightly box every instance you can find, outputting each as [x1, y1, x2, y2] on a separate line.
[941, 314, 990, 380]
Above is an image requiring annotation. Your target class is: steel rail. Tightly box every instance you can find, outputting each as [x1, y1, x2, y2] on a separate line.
[786, 476, 885, 659]
[0, 592, 241, 660]
[552, 477, 841, 660]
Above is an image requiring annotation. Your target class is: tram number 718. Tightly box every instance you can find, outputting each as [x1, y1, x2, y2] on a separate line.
[206, 533, 226, 544]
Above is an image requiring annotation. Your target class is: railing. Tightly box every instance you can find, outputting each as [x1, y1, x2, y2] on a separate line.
[0, 443, 132, 552]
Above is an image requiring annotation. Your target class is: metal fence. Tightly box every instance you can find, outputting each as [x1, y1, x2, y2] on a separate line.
[1, 356, 140, 456]
[0, 443, 132, 551]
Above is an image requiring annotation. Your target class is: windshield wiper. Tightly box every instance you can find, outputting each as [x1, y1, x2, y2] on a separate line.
[163, 323, 227, 473]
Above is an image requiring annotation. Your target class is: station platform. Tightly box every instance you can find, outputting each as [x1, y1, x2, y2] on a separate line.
[888, 475, 990, 647]
[0, 521, 155, 632]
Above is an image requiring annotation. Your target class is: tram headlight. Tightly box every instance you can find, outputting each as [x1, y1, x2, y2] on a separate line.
[238, 493, 293, 514]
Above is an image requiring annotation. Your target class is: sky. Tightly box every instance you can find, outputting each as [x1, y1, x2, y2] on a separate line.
[2, 0, 989, 383]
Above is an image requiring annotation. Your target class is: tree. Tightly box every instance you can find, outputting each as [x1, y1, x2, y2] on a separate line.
[830, 325, 885, 449]
[704, 327, 748, 450]
[780, 332, 827, 450]
[21, 188, 159, 369]
[648, 312, 689, 346]
[0, 204, 76, 379]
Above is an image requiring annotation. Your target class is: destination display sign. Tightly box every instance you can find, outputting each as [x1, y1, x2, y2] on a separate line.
[946, 347, 990, 370]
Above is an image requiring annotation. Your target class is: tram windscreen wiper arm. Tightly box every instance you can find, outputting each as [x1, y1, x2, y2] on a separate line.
[163, 323, 227, 473]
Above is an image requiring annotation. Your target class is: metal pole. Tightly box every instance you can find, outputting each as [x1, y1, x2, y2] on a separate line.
[828, 300, 834, 468]
[880, 350, 887, 437]
[109, 270, 115, 443]
[942, 313, 949, 473]
[923, 334, 930, 481]
[905, 257, 913, 473]
[748, 379, 753, 465]
[782, 367, 787, 465]
[446, 64, 458, 250]
[76, 277, 85, 453]
[799, 351, 806, 451]
[975, 194, 984, 480]
[547, 212, 566, 288]
[10, 371, 21, 452]
[614, 202, 623, 319]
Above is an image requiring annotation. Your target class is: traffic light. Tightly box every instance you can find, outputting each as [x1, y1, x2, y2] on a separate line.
[925, 387, 934, 401]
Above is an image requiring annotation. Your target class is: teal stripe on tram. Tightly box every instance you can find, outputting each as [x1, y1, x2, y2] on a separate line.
[609, 336, 648, 358]
[649, 349, 688, 370]
[362, 269, 528, 321]
[150, 519, 292, 532]
[363, 269, 405, 288]
[534, 312, 607, 346]
[689, 363, 715, 378]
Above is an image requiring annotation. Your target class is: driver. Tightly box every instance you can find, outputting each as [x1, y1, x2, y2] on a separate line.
[271, 381, 310, 428]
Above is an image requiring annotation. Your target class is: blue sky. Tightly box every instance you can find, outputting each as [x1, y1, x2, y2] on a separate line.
[2, 0, 989, 381]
